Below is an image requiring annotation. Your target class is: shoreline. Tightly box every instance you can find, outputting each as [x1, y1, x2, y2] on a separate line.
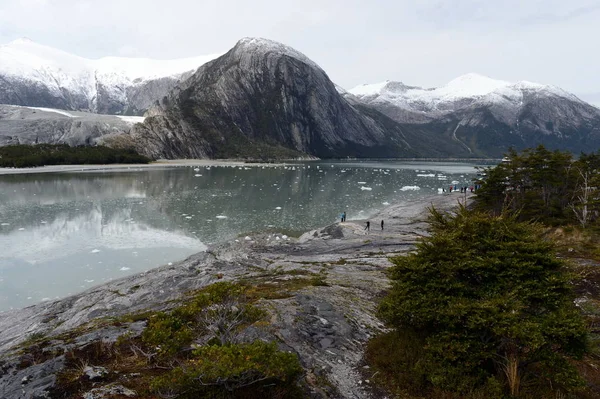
[0, 159, 282, 175]
[0, 157, 495, 175]
[0, 192, 472, 398]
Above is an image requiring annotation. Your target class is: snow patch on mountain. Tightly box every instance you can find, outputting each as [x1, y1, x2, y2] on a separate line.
[116, 115, 145, 124]
[25, 107, 78, 118]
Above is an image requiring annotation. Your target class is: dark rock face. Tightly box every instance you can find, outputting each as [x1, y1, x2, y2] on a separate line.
[130, 38, 440, 160]
[407, 100, 600, 158]
[351, 82, 600, 157]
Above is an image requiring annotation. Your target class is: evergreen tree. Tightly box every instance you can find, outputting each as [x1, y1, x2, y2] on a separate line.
[378, 206, 588, 396]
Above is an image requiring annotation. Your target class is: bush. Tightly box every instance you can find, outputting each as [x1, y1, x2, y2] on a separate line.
[377, 206, 588, 397]
[150, 341, 302, 398]
[141, 282, 264, 357]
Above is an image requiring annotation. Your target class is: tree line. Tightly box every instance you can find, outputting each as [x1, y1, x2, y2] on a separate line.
[0, 144, 151, 168]
[474, 145, 600, 228]
[370, 145, 600, 398]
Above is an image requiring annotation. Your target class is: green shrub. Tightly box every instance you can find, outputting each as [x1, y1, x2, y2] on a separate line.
[378, 206, 588, 396]
[141, 282, 264, 357]
[150, 341, 302, 398]
[141, 312, 195, 357]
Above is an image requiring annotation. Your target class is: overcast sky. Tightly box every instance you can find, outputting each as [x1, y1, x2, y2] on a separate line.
[1, 0, 599, 105]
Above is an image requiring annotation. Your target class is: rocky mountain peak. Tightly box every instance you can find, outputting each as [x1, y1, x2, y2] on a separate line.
[231, 37, 323, 71]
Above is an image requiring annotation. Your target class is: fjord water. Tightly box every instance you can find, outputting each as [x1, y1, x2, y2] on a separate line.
[0, 161, 482, 311]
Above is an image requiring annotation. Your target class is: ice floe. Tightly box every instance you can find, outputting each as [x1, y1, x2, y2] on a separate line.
[400, 186, 421, 191]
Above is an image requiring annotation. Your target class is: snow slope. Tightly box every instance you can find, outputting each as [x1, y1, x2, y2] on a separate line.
[349, 73, 583, 115]
[0, 38, 221, 112]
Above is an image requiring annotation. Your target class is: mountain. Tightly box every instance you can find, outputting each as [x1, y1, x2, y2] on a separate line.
[129, 38, 455, 160]
[348, 74, 600, 156]
[2, 38, 598, 159]
[0, 38, 220, 115]
[0, 104, 141, 146]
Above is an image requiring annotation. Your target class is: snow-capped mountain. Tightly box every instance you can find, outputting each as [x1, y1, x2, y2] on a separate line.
[130, 37, 451, 159]
[347, 73, 600, 156]
[0, 38, 221, 115]
[349, 73, 586, 121]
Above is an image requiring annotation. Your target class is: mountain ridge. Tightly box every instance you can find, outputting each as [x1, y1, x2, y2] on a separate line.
[1, 38, 599, 158]
[0, 38, 221, 114]
[129, 37, 458, 159]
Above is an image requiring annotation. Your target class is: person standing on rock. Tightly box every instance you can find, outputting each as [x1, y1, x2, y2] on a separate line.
[365, 221, 370, 233]
[343, 211, 347, 222]
[381, 220, 384, 230]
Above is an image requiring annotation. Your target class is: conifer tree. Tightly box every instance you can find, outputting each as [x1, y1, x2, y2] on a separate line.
[379, 206, 587, 396]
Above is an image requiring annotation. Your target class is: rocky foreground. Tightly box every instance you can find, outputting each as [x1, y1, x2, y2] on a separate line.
[0, 193, 470, 398]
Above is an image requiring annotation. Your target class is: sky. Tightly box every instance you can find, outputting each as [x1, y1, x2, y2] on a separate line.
[1, 0, 599, 106]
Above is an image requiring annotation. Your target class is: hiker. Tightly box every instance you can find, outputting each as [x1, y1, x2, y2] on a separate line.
[343, 211, 346, 222]
[381, 220, 384, 230]
[364, 221, 370, 233]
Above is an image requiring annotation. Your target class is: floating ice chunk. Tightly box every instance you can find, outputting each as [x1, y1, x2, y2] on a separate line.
[358, 181, 367, 184]
[400, 186, 421, 191]
[282, 235, 288, 239]
[84, 279, 95, 283]
[244, 236, 252, 241]
[1, 223, 9, 226]
[382, 202, 390, 205]
[216, 215, 228, 219]
[451, 180, 460, 185]
[185, 216, 192, 219]
[360, 186, 372, 191]
[120, 267, 131, 271]
[417, 174, 436, 177]
[275, 236, 280, 240]
[194, 174, 202, 177]
[91, 249, 101, 253]
[275, 206, 282, 210]
[194, 168, 200, 171]
[18, 227, 25, 231]
[168, 262, 173, 266]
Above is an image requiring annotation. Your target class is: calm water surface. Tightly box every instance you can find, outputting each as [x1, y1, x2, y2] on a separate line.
[0, 161, 486, 311]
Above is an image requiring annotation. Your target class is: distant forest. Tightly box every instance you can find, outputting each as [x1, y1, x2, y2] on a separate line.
[0, 144, 151, 168]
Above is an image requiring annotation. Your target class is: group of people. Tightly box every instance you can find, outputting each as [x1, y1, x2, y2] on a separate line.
[443, 184, 481, 193]
[363, 220, 384, 232]
[340, 212, 384, 233]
